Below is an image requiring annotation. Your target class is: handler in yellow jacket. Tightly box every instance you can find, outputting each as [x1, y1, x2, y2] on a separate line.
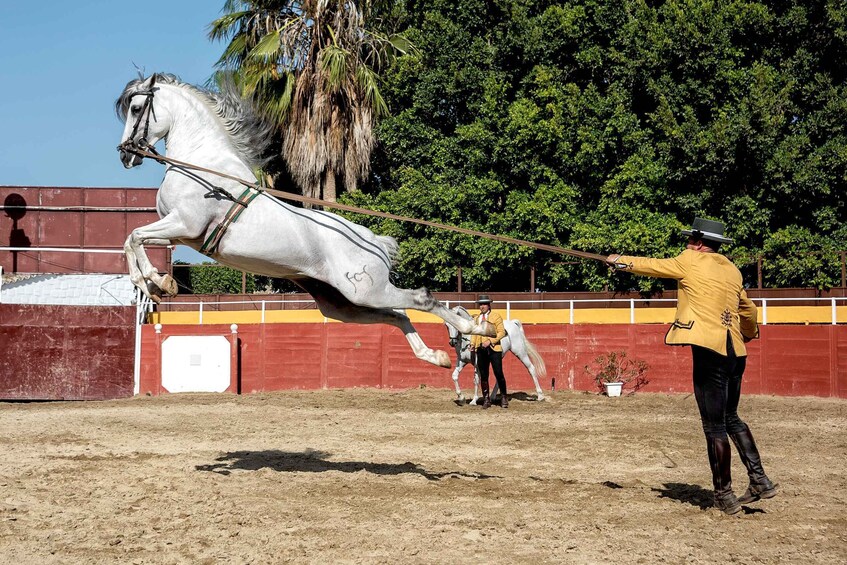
[607, 217, 776, 515]
[469, 295, 509, 409]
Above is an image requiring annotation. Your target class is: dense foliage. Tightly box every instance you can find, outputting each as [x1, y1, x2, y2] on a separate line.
[328, 0, 847, 292]
[173, 261, 301, 294]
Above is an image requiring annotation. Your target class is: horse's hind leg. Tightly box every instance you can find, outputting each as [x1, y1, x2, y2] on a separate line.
[510, 334, 546, 401]
[362, 286, 494, 337]
[527, 361, 545, 401]
[297, 278, 451, 368]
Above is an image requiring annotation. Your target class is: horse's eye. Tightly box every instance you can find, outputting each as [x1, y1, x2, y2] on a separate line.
[130, 106, 141, 116]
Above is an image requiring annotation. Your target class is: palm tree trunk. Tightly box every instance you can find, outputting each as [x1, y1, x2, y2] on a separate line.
[323, 169, 337, 203]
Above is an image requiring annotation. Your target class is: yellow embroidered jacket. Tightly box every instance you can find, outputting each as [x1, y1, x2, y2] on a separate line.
[470, 310, 507, 352]
[618, 249, 759, 356]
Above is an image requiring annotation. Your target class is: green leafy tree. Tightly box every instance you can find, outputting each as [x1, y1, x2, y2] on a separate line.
[341, 0, 846, 292]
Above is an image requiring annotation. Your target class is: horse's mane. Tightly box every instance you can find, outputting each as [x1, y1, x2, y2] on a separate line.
[115, 73, 271, 169]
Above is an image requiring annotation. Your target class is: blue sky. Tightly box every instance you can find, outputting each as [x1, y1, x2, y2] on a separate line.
[1, 1, 229, 262]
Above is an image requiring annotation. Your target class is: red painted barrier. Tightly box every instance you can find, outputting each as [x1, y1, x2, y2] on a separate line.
[0, 304, 136, 400]
[0, 186, 165, 275]
[139, 323, 847, 399]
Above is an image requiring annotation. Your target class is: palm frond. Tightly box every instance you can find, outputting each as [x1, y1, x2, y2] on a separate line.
[320, 45, 349, 92]
[355, 65, 388, 117]
[250, 29, 283, 59]
[207, 11, 253, 41]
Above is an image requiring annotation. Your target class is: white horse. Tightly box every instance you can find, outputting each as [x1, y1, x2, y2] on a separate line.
[446, 306, 547, 403]
[115, 73, 493, 368]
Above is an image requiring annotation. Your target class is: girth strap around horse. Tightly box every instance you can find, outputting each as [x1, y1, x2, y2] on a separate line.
[117, 144, 608, 263]
[199, 186, 261, 256]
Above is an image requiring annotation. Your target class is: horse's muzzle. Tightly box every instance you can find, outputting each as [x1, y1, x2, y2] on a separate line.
[118, 144, 143, 168]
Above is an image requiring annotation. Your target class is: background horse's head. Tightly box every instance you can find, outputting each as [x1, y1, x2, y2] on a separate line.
[446, 305, 473, 347]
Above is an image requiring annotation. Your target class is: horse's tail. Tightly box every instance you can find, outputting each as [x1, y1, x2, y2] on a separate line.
[514, 320, 547, 378]
[377, 235, 399, 267]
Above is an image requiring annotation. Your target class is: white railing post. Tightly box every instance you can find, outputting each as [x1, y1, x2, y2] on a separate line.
[133, 287, 142, 396]
[630, 298, 635, 324]
[261, 300, 266, 324]
[199, 301, 204, 325]
[833, 298, 837, 325]
[506, 301, 511, 320]
[569, 300, 574, 325]
[761, 298, 768, 325]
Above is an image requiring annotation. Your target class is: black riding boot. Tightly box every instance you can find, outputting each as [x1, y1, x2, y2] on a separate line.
[730, 425, 777, 503]
[480, 381, 491, 409]
[707, 436, 742, 515]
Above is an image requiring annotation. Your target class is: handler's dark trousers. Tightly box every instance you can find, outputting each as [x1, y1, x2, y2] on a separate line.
[692, 333, 771, 498]
[477, 347, 507, 399]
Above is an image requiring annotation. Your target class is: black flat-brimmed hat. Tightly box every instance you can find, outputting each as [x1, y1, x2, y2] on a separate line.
[681, 217, 733, 244]
[476, 294, 492, 304]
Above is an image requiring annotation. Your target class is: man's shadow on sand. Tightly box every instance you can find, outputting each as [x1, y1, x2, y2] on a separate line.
[196, 449, 501, 481]
[651, 482, 765, 514]
[454, 391, 541, 406]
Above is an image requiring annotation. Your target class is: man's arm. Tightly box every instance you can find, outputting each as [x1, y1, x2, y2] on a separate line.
[607, 251, 690, 280]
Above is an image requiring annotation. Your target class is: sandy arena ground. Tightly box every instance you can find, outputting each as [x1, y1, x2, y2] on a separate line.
[1, 387, 845, 564]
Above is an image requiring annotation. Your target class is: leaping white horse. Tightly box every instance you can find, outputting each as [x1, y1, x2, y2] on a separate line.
[446, 306, 547, 403]
[115, 73, 493, 368]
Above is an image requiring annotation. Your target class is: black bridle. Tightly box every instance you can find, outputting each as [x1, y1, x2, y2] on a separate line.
[117, 74, 159, 159]
[448, 331, 470, 351]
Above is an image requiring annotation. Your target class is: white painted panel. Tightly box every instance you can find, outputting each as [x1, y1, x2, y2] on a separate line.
[161, 336, 230, 393]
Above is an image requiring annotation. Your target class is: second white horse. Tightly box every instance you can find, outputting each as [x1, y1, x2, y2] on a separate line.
[446, 306, 547, 403]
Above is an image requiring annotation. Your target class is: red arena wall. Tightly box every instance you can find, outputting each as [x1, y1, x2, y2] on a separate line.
[0, 304, 136, 400]
[0, 186, 166, 274]
[139, 323, 847, 398]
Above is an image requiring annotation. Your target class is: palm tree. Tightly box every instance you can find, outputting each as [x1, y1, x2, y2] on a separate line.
[209, 0, 410, 202]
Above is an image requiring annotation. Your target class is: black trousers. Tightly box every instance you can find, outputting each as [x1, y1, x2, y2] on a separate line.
[691, 333, 748, 439]
[477, 347, 507, 397]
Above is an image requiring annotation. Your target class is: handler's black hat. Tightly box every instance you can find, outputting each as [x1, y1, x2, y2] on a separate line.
[476, 294, 492, 305]
[681, 217, 733, 244]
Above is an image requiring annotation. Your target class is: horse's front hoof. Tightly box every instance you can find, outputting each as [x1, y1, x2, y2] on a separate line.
[474, 321, 496, 337]
[160, 275, 178, 297]
[434, 350, 451, 368]
[145, 281, 163, 303]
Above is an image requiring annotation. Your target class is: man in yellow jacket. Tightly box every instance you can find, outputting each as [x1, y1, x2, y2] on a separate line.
[469, 295, 509, 409]
[607, 217, 776, 515]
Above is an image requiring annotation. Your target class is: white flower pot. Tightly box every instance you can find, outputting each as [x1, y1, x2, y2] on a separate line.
[604, 382, 623, 397]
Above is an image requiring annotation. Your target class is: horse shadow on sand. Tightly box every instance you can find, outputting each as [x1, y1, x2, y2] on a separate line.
[651, 482, 765, 514]
[196, 449, 501, 482]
